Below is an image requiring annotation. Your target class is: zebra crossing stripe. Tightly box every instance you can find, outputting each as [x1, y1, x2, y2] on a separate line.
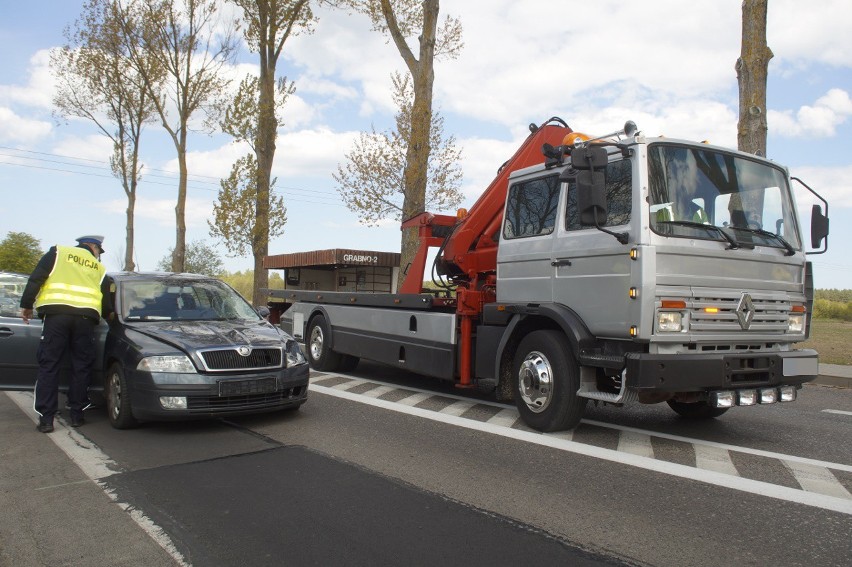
[310, 380, 852, 515]
[783, 461, 852, 499]
[617, 431, 654, 459]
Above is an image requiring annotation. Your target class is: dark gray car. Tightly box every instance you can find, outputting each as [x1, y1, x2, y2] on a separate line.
[0, 271, 309, 428]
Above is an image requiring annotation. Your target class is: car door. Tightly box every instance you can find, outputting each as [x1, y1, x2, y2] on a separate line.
[0, 273, 42, 389]
[0, 272, 110, 392]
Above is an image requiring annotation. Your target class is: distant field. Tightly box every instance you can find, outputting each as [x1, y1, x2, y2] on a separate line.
[797, 319, 852, 365]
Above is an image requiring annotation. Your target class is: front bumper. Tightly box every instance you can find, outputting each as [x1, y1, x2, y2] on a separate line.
[625, 349, 818, 392]
[128, 363, 310, 421]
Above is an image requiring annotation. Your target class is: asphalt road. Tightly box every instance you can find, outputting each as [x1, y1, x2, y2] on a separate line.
[1, 364, 850, 567]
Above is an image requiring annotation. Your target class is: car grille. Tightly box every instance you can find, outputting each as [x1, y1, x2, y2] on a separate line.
[186, 386, 306, 412]
[199, 347, 283, 371]
[688, 294, 790, 333]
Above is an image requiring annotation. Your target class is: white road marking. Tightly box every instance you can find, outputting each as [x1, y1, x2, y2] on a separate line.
[486, 408, 520, 428]
[783, 461, 852, 499]
[617, 431, 655, 459]
[694, 445, 739, 476]
[6, 392, 191, 567]
[311, 384, 852, 516]
[439, 400, 477, 417]
[396, 391, 434, 407]
[324, 374, 852, 474]
[331, 378, 369, 391]
[360, 385, 396, 398]
[822, 409, 852, 416]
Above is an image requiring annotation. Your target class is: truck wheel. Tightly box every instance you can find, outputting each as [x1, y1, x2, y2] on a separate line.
[667, 400, 730, 419]
[106, 363, 138, 429]
[513, 330, 587, 432]
[306, 315, 342, 371]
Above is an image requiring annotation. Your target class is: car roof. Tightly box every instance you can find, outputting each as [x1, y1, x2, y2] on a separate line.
[108, 271, 219, 284]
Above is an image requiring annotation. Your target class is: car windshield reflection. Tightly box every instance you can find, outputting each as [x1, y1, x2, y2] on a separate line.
[120, 278, 260, 322]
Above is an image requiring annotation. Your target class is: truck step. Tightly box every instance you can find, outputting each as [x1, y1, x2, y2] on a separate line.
[578, 351, 625, 369]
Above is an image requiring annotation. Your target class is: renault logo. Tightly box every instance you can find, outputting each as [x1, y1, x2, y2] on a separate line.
[736, 293, 755, 330]
[237, 346, 252, 357]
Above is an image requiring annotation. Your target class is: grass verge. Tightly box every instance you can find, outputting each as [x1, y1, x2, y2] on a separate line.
[796, 319, 852, 365]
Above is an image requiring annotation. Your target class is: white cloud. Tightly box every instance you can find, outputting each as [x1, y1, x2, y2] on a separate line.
[769, 89, 852, 138]
[769, 0, 852, 68]
[0, 49, 56, 110]
[0, 107, 52, 144]
[99, 195, 214, 229]
[791, 165, 852, 209]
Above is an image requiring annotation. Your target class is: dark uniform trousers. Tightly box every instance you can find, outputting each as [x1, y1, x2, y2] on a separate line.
[35, 313, 97, 421]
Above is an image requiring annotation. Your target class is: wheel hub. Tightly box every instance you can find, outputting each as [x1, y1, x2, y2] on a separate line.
[518, 351, 553, 413]
[309, 325, 324, 360]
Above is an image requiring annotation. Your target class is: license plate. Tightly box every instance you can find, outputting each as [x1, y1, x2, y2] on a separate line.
[218, 377, 277, 396]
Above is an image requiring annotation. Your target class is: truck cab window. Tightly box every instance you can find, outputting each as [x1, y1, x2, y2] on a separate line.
[565, 159, 632, 231]
[648, 144, 801, 250]
[503, 174, 560, 239]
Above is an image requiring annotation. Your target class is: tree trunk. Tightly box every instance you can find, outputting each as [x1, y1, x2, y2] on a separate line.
[171, 126, 188, 272]
[393, 0, 439, 290]
[736, 0, 773, 156]
[125, 192, 136, 271]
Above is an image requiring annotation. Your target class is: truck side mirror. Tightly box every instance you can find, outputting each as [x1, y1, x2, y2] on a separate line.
[810, 204, 829, 249]
[571, 145, 608, 170]
[577, 170, 607, 226]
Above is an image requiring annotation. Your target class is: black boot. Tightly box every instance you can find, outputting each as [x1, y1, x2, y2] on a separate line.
[37, 420, 54, 433]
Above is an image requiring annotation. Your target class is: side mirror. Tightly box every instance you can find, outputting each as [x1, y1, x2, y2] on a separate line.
[571, 145, 608, 170]
[256, 305, 270, 319]
[810, 204, 829, 249]
[577, 170, 607, 225]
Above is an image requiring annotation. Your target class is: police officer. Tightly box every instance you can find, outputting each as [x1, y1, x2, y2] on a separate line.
[20, 235, 112, 433]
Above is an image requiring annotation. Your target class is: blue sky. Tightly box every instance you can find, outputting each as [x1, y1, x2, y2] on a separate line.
[1, 0, 851, 289]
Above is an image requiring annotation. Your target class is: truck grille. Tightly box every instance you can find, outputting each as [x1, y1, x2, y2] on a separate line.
[199, 347, 282, 371]
[688, 294, 790, 333]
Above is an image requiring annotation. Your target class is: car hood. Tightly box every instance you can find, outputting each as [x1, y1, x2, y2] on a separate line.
[125, 319, 287, 352]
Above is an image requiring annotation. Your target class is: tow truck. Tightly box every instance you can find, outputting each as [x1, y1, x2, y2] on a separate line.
[267, 118, 830, 431]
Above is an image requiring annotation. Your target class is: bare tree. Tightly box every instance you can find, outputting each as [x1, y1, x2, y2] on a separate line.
[334, 71, 462, 226]
[116, 0, 238, 272]
[343, 0, 463, 287]
[52, 0, 157, 271]
[220, 0, 316, 304]
[736, 0, 772, 156]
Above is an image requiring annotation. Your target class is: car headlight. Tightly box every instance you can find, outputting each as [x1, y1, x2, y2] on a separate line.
[787, 313, 805, 333]
[138, 355, 197, 373]
[285, 340, 306, 367]
[657, 311, 683, 333]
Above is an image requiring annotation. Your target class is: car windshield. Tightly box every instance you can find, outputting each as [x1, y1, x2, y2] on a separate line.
[120, 278, 260, 322]
[648, 143, 801, 250]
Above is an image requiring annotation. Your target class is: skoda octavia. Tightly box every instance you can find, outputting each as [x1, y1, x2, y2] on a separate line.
[0, 271, 309, 428]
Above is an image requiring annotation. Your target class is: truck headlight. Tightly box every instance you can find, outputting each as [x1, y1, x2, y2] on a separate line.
[285, 340, 306, 367]
[787, 313, 805, 333]
[138, 355, 197, 373]
[657, 312, 683, 332]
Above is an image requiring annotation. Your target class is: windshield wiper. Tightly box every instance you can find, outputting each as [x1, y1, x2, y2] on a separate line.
[657, 220, 742, 250]
[730, 226, 796, 256]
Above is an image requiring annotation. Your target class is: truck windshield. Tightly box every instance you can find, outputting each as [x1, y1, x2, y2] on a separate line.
[648, 143, 801, 250]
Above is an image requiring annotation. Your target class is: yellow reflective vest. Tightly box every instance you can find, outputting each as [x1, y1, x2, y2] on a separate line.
[34, 245, 106, 313]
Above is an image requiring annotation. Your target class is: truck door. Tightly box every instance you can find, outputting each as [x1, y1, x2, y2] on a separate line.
[498, 172, 563, 303]
[551, 158, 634, 337]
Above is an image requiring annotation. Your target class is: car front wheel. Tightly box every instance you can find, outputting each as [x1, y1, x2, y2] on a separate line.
[106, 363, 138, 429]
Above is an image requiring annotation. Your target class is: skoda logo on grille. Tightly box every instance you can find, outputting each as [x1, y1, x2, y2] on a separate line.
[237, 346, 252, 357]
[736, 293, 755, 330]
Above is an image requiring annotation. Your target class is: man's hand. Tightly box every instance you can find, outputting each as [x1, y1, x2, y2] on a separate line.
[21, 308, 33, 324]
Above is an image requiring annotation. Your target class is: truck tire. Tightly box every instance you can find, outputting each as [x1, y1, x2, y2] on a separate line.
[667, 400, 730, 419]
[306, 314, 342, 371]
[513, 330, 587, 432]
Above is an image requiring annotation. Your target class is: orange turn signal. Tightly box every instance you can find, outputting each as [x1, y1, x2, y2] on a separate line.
[661, 300, 686, 309]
